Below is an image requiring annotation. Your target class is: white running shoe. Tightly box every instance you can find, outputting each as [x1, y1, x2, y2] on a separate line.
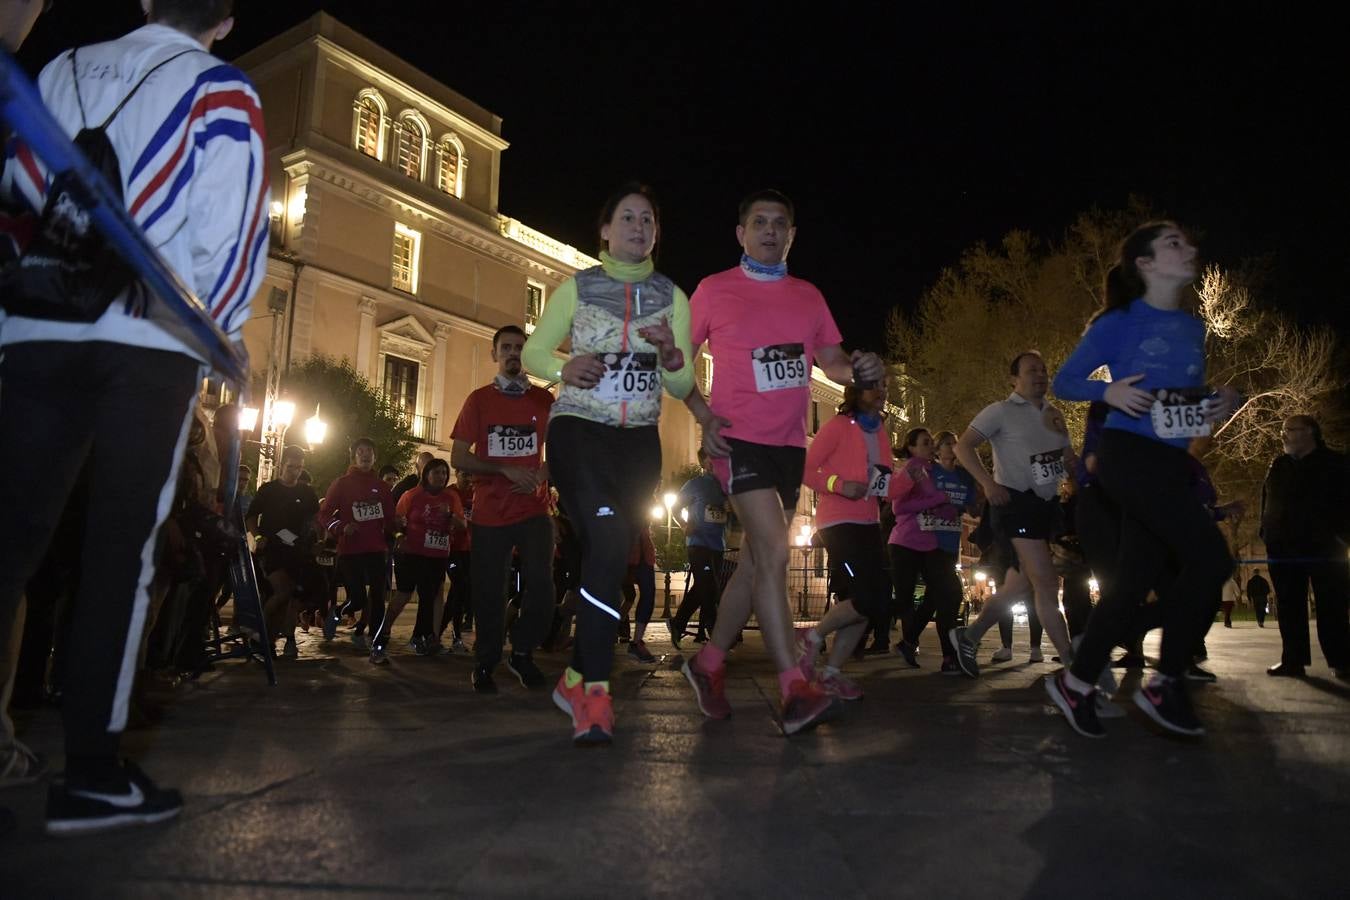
[991, 647, 1013, 663]
[1029, 646, 1045, 663]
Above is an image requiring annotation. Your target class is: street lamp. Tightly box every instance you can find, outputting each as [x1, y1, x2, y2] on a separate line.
[304, 404, 328, 446]
[238, 406, 259, 432]
[654, 498, 680, 618]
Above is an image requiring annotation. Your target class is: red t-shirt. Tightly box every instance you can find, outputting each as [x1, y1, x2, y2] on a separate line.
[448, 483, 473, 552]
[451, 383, 553, 527]
[689, 267, 843, 448]
[395, 485, 464, 559]
[319, 467, 395, 556]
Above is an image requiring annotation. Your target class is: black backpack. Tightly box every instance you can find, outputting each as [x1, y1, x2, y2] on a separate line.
[0, 47, 197, 322]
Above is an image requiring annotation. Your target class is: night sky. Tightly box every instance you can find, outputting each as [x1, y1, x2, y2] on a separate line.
[16, 1, 1346, 347]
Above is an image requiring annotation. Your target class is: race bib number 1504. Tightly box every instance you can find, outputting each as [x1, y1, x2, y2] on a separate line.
[487, 424, 538, 458]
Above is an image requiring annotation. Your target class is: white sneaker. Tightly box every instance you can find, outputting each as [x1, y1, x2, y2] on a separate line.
[991, 647, 1013, 663]
[1029, 647, 1045, 663]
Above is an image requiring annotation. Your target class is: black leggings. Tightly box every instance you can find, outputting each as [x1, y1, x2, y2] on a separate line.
[893, 545, 961, 659]
[338, 552, 387, 637]
[1070, 430, 1233, 682]
[547, 416, 661, 682]
[672, 546, 723, 634]
[819, 524, 890, 621]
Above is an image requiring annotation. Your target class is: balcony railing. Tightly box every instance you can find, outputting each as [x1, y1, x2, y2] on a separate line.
[389, 409, 437, 444]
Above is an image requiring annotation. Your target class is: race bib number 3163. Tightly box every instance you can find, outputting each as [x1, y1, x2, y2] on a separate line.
[594, 352, 660, 403]
[487, 424, 538, 458]
[1150, 387, 1211, 440]
[751, 343, 808, 392]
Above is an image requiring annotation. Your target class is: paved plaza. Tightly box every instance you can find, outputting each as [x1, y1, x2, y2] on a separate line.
[2, 618, 1346, 899]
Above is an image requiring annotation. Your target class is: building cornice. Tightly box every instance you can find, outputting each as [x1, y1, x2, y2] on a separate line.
[282, 146, 582, 282]
[313, 35, 508, 152]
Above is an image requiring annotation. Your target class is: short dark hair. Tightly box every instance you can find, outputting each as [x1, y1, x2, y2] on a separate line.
[738, 189, 795, 226]
[493, 325, 526, 349]
[1009, 350, 1044, 377]
[280, 445, 306, 463]
[1287, 414, 1325, 448]
[149, 0, 234, 33]
[378, 464, 400, 478]
[350, 436, 377, 457]
[422, 457, 451, 483]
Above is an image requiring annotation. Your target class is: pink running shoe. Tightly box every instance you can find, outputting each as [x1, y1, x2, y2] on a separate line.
[779, 680, 840, 735]
[818, 670, 863, 701]
[681, 656, 731, 719]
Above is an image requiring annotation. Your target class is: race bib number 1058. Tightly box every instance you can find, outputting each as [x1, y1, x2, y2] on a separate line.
[594, 352, 660, 402]
[751, 343, 808, 392]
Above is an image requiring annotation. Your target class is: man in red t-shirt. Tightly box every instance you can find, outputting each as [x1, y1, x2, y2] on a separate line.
[451, 325, 555, 693]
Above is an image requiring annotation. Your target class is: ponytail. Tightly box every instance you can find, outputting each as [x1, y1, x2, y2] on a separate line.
[1091, 221, 1177, 323]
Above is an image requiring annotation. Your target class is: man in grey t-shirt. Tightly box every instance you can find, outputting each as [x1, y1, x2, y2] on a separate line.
[951, 351, 1081, 679]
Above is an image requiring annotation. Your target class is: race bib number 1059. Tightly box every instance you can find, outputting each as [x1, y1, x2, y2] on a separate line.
[751, 343, 808, 392]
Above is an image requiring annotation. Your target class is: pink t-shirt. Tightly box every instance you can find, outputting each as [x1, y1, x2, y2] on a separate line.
[689, 268, 843, 448]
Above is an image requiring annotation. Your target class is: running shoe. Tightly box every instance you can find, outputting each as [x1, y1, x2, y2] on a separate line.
[779, 680, 840, 735]
[412, 636, 431, 656]
[896, 641, 920, 668]
[794, 627, 820, 682]
[948, 627, 980, 678]
[282, 639, 298, 660]
[298, 610, 313, 633]
[450, 637, 468, 653]
[681, 656, 732, 719]
[940, 656, 961, 675]
[666, 618, 685, 650]
[1184, 664, 1217, 683]
[1266, 662, 1304, 677]
[369, 649, 389, 666]
[627, 641, 657, 664]
[552, 670, 584, 721]
[1095, 695, 1126, 719]
[1044, 671, 1105, 738]
[572, 684, 615, 746]
[507, 653, 546, 689]
[819, 670, 863, 701]
[45, 760, 182, 837]
[862, 642, 889, 656]
[1112, 652, 1147, 669]
[322, 612, 338, 642]
[990, 646, 1012, 663]
[1134, 676, 1205, 736]
[1028, 646, 1045, 663]
[471, 664, 498, 694]
[1, 741, 47, 788]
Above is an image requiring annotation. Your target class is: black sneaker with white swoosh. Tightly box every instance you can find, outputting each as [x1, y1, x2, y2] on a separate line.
[45, 760, 182, 836]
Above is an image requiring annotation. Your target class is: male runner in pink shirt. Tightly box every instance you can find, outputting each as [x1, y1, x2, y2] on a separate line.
[680, 190, 884, 734]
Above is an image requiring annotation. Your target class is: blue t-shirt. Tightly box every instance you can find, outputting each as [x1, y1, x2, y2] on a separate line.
[1052, 299, 1208, 449]
[930, 463, 976, 553]
[678, 473, 728, 551]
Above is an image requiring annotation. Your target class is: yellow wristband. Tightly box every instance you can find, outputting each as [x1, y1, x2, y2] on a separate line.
[826, 475, 839, 494]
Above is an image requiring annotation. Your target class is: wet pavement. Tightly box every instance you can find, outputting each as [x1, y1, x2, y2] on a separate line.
[2, 617, 1346, 899]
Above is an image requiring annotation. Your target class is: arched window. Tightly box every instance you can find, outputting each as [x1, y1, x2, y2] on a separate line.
[394, 111, 430, 181]
[352, 89, 387, 160]
[436, 134, 466, 198]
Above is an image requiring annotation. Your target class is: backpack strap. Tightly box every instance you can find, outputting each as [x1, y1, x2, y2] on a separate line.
[98, 47, 203, 130]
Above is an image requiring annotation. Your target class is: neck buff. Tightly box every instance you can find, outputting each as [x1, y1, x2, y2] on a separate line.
[740, 253, 787, 281]
[856, 411, 882, 432]
[495, 373, 528, 395]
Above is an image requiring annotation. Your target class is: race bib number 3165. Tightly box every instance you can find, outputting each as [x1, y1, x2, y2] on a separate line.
[751, 343, 808, 392]
[487, 424, 538, 458]
[1150, 387, 1211, 440]
[1029, 449, 1065, 486]
[594, 352, 660, 402]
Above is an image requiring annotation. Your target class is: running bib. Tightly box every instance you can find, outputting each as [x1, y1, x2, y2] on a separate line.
[1150, 387, 1211, 440]
[487, 424, 538, 458]
[423, 531, 449, 552]
[868, 464, 891, 498]
[751, 343, 809, 392]
[594, 352, 660, 402]
[316, 550, 336, 568]
[352, 500, 384, 522]
[1029, 449, 1066, 486]
[918, 512, 962, 532]
[704, 505, 727, 525]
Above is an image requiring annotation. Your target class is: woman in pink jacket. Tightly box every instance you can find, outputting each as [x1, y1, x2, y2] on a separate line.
[888, 429, 966, 674]
[796, 385, 920, 699]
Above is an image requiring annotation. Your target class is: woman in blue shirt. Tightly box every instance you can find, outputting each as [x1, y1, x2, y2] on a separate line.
[1046, 222, 1238, 739]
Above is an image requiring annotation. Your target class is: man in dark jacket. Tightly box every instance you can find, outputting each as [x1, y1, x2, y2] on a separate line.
[1261, 415, 1349, 678]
